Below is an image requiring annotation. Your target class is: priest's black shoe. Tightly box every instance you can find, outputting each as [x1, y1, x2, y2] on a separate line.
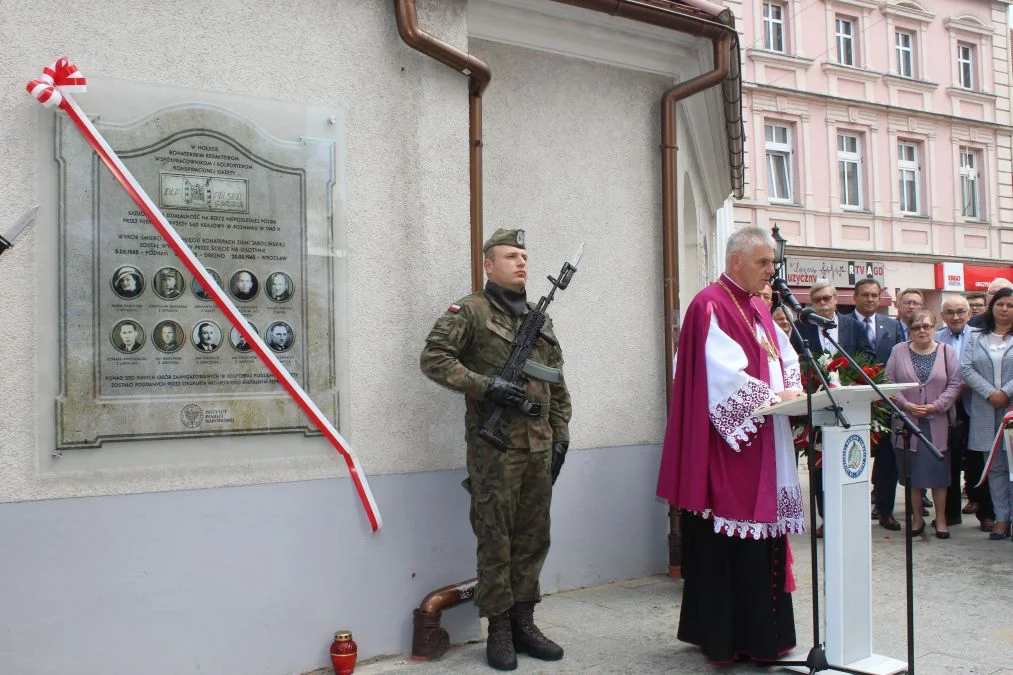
[511, 601, 564, 661]
[486, 613, 517, 670]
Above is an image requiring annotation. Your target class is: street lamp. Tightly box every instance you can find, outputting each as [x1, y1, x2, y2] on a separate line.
[770, 223, 787, 266]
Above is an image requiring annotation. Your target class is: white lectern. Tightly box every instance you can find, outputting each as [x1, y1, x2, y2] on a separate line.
[757, 384, 913, 675]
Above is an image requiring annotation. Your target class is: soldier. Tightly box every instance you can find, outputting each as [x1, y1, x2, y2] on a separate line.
[421, 229, 571, 671]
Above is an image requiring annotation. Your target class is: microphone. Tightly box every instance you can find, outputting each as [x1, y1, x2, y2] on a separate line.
[771, 277, 803, 314]
[800, 307, 837, 329]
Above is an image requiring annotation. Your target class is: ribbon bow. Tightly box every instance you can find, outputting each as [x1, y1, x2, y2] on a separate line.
[26, 57, 87, 108]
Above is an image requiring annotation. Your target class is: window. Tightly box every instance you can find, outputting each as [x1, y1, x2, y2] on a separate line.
[957, 43, 974, 89]
[763, 2, 786, 53]
[897, 142, 920, 215]
[895, 30, 914, 78]
[960, 148, 980, 219]
[837, 133, 862, 208]
[765, 123, 793, 202]
[836, 17, 855, 66]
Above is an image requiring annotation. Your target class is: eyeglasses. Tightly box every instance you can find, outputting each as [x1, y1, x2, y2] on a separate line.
[941, 309, 968, 316]
[909, 324, 935, 331]
[901, 300, 923, 307]
[969, 303, 986, 309]
[811, 295, 836, 303]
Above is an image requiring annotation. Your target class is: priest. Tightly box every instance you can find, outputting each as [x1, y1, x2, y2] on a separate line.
[657, 226, 805, 664]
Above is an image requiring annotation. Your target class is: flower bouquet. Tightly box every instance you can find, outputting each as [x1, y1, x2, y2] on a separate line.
[791, 352, 891, 466]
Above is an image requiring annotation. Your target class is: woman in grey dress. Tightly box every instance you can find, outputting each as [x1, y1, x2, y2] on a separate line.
[887, 310, 962, 538]
[960, 287, 1013, 540]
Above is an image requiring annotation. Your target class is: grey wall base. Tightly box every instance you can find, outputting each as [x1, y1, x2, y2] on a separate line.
[0, 444, 665, 675]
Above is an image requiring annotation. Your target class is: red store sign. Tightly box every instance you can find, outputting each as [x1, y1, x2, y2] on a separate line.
[934, 263, 1013, 291]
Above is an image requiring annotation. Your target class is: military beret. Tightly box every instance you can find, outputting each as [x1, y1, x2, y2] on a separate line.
[482, 228, 526, 253]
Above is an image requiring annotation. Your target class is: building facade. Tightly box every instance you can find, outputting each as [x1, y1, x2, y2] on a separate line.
[726, 0, 1013, 311]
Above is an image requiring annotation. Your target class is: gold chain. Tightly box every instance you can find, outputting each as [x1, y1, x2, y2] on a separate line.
[716, 277, 780, 362]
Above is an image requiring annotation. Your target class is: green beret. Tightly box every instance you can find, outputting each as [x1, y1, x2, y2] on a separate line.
[483, 228, 526, 253]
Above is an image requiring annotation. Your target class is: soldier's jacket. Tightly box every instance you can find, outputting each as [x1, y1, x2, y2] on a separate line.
[420, 289, 571, 451]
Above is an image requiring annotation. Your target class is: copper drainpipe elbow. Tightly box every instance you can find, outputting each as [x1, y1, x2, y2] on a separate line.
[410, 578, 477, 661]
[394, 0, 491, 291]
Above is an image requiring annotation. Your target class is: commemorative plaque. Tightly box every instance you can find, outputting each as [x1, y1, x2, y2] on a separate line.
[55, 101, 341, 447]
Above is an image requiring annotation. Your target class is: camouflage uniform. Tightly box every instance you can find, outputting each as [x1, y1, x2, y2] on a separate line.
[420, 234, 571, 618]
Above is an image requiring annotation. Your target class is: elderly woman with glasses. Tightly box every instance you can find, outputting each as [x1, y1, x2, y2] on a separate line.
[887, 309, 963, 538]
[961, 287, 1013, 540]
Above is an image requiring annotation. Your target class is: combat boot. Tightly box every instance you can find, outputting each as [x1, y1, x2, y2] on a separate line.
[511, 600, 564, 661]
[486, 613, 517, 670]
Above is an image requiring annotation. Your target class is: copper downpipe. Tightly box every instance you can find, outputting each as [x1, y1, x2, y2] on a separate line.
[410, 578, 477, 660]
[394, 0, 491, 291]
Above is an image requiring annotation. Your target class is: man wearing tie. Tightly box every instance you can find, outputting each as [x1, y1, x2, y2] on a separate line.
[894, 288, 925, 340]
[936, 295, 973, 527]
[796, 281, 875, 359]
[854, 279, 905, 530]
[797, 281, 874, 535]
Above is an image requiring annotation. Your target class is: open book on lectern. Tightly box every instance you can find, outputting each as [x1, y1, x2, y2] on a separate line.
[754, 383, 917, 418]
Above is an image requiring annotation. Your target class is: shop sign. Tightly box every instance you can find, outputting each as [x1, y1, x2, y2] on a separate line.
[785, 257, 886, 289]
[934, 263, 1013, 291]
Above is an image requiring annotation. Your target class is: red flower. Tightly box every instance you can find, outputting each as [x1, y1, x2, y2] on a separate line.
[862, 365, 881, 379]
[828, 357, 849, 372]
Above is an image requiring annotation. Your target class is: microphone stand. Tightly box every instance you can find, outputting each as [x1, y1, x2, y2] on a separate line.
[768, 274, 850, 675]
[816, 329, 942, 675]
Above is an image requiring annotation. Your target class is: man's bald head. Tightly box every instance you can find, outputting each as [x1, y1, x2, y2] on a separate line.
[987, 277, 1013, 298]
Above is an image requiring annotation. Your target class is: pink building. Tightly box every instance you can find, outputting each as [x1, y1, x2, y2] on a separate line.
[727, 0, 1013, 309]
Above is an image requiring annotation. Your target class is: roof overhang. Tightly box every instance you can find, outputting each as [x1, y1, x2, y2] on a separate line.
[468, 0, 745, 204]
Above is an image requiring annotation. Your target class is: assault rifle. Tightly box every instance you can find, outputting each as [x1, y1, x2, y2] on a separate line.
[478, 243, 584, 451]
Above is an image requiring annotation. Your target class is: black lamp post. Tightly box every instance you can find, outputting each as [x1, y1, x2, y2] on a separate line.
[770, 223, 787, 266]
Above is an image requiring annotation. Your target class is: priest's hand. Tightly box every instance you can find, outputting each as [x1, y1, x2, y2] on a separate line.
[987, 390, 1009, 408]
[778, 390, 804, 401]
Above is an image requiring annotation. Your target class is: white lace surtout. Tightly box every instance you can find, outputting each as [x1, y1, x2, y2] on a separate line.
[701, 314, 805, 539]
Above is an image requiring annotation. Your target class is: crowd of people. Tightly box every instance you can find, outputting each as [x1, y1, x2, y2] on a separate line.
[762, 274, 1013, 542]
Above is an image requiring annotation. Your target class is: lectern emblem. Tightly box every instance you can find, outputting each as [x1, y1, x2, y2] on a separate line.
[842, 434, 867, 479]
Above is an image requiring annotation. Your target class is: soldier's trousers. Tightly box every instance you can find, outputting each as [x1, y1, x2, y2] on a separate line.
[465, 440, 552, 617]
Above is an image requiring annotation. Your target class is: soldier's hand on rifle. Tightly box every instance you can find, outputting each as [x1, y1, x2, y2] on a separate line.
[550, 441, 568, 485]
[486, 376, 527, 407]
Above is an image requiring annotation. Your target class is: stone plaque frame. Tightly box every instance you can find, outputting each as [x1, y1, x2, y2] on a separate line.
[42, 79, 347, 452]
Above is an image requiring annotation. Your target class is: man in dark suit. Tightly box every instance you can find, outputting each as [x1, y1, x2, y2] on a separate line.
[854, 279, 905, 530]
[796, 281, 874, 536]
[796, 281, 875, 359]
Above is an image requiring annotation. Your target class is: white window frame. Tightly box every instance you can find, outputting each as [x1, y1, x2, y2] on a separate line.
[836, 17, 855, 66]
[960, 147, 981, 219]
[895, 30, 914, 78]
[957, 43, 974, 90]
[763, 1, 786, 53]
[897, 141, 920, 215]
[837, 132, 863, 209]
[765, 123, 794, 203]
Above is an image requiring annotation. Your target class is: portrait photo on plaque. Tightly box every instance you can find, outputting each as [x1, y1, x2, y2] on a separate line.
[265, 271, 294, 303]
[153, 267, 185, 300]
[152, 320, 185, 353]
[111, 319, 145, 353]
[111, 265, 144, 300]
[266, 321, 294, 353]
[192, 320, 223, 353]
[191, 269, 223, 301]
[229, 322, 258, 352]
[229, 270, 259, 302]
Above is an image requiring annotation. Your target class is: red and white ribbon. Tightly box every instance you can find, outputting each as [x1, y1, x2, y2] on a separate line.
[27, 57, 382, 531]
[975, 409, 1013, 488]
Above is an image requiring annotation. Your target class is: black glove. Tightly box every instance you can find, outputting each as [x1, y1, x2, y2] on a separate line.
[550, 441, 568, 485]
[485, 376, 526, 407]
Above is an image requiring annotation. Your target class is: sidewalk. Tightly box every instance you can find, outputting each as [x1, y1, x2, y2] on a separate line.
[351, 471, 1013, 674]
